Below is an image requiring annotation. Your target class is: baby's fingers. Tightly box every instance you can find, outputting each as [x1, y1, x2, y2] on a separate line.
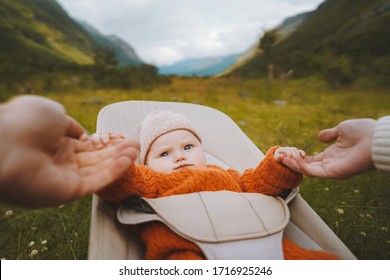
[106, 132, 125, 140]
[288, 148, 305, 159]
[280, 147, 304, 159]
[90, 133, 111, 149]
[79, 133, 90, 142]
[274, 153, 286, 162]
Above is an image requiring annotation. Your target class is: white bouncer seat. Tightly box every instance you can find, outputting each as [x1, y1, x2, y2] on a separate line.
[88, 100, 356, 260]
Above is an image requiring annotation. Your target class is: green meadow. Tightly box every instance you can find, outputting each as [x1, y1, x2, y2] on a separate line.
[0, 76, 389, 259]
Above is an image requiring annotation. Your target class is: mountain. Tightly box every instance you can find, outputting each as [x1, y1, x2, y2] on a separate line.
[277, 11, 312, 38]
[228, 0, 390, 86]
[78, 21, 143, 66]
[159, 11, 311, 77]
[219, 11, 311, 77]
[0, 0, 143, 82]
[158, 53, 241, 76]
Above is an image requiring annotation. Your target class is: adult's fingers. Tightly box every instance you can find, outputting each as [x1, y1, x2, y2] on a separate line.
[73, 138, 94, 153]
[77, 155, 134, 195]
[283, 155, 325, 178]
[281, 157, 300, 173]
[66, 116, 86, 139]
[75, 140, 139, 166]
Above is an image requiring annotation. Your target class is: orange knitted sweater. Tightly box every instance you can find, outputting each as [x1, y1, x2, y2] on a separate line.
[98, 146, 340, 260]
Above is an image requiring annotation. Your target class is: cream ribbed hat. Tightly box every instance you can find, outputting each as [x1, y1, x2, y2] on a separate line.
[139, 110, 202, 164]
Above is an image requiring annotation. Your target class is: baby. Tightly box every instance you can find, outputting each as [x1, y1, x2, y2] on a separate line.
[92, 110, 340, 260]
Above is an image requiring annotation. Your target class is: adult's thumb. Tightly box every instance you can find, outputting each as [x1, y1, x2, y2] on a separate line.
[318, 126, 339, 143]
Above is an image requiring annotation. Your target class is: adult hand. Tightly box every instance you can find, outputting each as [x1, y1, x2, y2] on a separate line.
[282, 118, 376, 179]
[0, 95, 139, 208]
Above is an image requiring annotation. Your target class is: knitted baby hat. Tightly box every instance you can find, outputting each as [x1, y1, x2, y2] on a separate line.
[139, 110, 202, 164]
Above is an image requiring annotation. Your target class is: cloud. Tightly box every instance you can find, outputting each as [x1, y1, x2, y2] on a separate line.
[57, 0, 323, 65]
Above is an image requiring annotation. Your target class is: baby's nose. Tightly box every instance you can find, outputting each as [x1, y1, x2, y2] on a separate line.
[174, 153, 186, 162]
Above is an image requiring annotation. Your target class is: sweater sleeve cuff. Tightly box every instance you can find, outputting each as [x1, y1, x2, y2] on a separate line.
[261, 146, 303, 190]
[372, 116, 390, 173]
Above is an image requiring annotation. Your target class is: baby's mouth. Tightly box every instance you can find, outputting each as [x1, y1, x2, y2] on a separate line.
[174, 164, 193, 170]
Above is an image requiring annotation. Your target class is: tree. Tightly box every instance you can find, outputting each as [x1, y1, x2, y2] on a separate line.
[258, 29, 278, 63]
[258, 29, 278, 83]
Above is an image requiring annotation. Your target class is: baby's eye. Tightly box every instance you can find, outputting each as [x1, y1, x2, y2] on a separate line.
[160, 151, 169, 157]
[184, 144, 193, 150]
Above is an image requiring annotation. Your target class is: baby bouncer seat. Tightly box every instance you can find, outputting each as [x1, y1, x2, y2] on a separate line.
[88, 100, 356, 260]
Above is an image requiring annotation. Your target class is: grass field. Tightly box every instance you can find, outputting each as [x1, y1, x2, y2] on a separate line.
[0, 76, 389, 260]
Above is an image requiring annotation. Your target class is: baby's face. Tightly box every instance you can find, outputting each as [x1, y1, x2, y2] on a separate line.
[146, 130, 207, 174]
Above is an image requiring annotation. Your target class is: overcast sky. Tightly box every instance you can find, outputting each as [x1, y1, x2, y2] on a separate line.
[56, 0, 324, 66]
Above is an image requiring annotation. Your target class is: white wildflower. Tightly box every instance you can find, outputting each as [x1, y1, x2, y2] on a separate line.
[41, 240, 47, 245]
[324, 187, 329, 191]
[28, 241, 35, 247]
[29, 249, 38, 257]
[4, 210, 13, 217]
[381, 227, 388, 232]
[353, 189, 360, 193]
[336, 208, 344, 214]
[360, 232, 367, 237]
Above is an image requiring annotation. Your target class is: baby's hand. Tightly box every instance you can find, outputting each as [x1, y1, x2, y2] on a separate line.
[274, 146, 305, 163]
[80, 132, 125, 150]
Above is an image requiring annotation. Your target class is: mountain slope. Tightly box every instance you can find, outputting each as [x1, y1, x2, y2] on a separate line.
[158, 53, 241, 76]
[0, 0, 95, 66]
[78, 21, 143, 66]
[0, 0, 145, 82]
[230, 0, 390, 85]
[219, 11, 311, 77]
